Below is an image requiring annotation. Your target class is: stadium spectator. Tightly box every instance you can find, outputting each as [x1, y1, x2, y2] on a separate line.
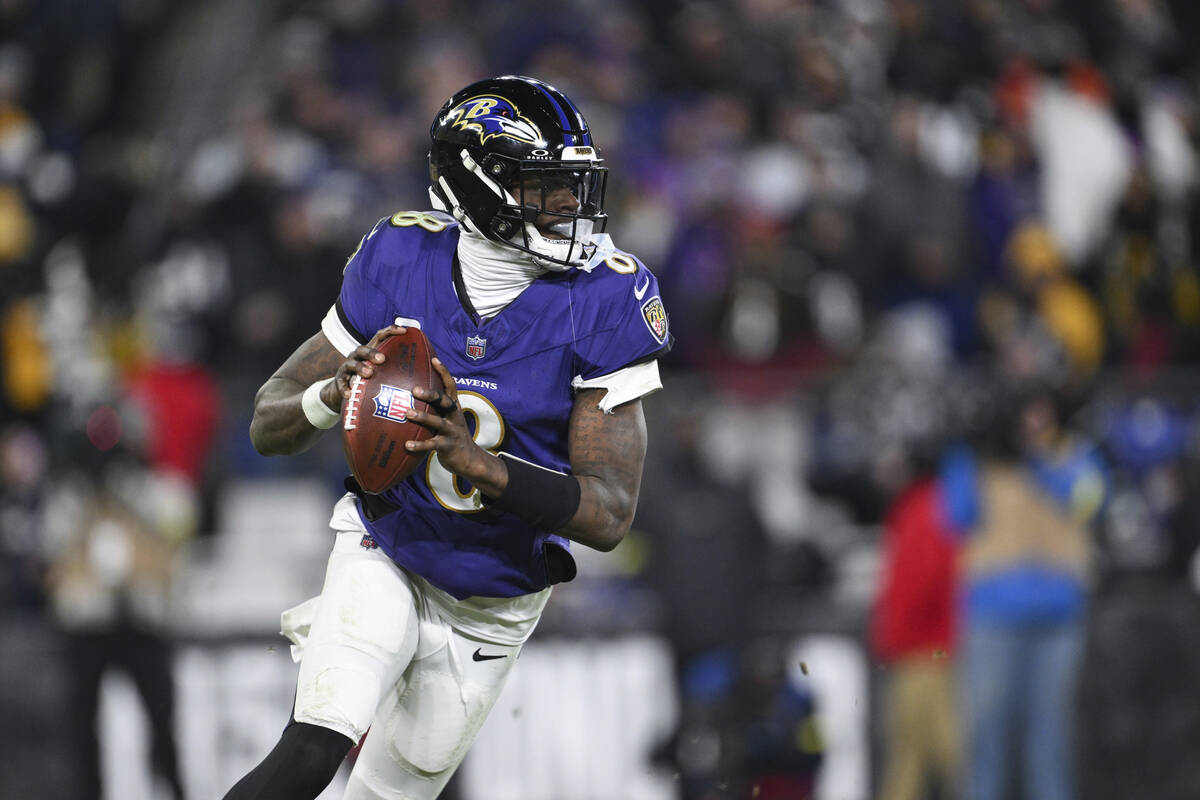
[42, 404, 194, 800]
[869, 444, 961, 800]
[946, 384, 1107, 800]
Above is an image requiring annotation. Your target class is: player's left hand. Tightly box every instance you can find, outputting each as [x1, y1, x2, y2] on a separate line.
[405, 358, 485, 478]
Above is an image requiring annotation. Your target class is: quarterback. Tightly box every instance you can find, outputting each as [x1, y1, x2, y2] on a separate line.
[222, 75, 671, 799]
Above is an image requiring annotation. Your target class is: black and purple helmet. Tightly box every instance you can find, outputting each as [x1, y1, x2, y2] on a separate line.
[428, 75, 607, 268]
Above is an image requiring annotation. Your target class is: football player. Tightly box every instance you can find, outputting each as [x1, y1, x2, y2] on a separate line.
[222, 75, 671, 799]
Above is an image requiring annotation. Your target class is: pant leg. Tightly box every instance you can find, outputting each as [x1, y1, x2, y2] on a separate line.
[221, 530, 422, 800]
[962, 621, 1023, 800]
[66, 630, 110, 800]
[878, 661, 930, 800]
[291, 531, 422, 743]
[344, 615, 526, 800]
[926, 658, 963, 797]
[1023, 621, 1084, 800]
[879, 657, 962, 800]
[119, 626, 185, 800]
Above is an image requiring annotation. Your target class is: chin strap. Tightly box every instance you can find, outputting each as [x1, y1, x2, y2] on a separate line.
[430, 182, 488, 238]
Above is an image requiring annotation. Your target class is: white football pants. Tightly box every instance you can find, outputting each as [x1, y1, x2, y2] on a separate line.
[283, 494, 550, 799]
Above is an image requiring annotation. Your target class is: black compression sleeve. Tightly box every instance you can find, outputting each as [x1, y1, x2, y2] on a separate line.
[222, 722, 353, 800]
[492, 454, 582, 532]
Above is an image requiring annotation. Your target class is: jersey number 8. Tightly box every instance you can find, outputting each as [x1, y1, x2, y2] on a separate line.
[425, 392, 505, 512]
[390, 211, 447, 233]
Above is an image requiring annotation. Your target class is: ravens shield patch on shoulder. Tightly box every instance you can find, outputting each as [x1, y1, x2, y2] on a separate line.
[640, 296, 668, 345]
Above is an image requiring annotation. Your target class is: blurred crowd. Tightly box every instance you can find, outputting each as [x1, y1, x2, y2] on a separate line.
[4, 0, 1200, 798]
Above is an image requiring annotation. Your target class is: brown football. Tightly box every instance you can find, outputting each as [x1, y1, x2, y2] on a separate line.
[341, 328, 444, 494]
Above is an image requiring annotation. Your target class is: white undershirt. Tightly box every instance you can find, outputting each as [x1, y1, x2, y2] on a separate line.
[456, 228, 543, 319]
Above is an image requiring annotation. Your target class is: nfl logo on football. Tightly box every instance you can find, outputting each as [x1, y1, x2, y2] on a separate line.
[372, 384, 413, 423]
[466, 334, 487, 360]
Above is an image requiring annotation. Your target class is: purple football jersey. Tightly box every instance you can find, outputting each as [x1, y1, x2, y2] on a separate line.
[328, 211, 670, 599]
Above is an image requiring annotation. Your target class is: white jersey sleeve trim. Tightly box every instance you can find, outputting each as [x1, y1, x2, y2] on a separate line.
[321, 304, 362, 356]
[571, 360, 662, 413]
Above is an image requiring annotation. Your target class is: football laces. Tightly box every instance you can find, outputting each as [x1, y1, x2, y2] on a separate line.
[343, 375, 364, 431]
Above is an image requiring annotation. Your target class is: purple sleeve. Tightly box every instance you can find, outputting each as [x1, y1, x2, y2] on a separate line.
[574, 264, 672, 380]
[336, 218, 394, 344]
[939, 443, 980, 537]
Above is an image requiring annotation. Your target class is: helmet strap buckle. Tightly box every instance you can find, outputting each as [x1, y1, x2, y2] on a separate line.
[480, 154, 511, 183]
[490, 208, 521, 240]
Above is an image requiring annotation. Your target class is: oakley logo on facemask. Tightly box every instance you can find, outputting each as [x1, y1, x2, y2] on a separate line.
[446, 96, 544, 147]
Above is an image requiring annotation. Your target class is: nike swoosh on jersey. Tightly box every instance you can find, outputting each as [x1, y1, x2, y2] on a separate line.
[472, 648, 507, 662]
[634, 278, 650, 300]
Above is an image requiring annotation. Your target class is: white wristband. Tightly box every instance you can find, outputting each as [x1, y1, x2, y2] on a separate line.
[301, 379, 341, 430]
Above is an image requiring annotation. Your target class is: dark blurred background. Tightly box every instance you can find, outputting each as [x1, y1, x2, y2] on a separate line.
[3, 0, 1200, 798]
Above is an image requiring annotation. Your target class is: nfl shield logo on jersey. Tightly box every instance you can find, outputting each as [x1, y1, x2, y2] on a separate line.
[466, 334, 487, 360]
[372, 384, 413, 423]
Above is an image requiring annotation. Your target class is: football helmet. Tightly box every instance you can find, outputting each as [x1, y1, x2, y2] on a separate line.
[428, 75, 607, 270]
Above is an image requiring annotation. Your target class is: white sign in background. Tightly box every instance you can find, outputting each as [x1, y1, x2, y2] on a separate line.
[97, 633, 868, 800]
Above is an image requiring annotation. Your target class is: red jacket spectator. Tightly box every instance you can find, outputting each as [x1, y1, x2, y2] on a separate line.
[125, 361, 222, 486]
[870, 477, 959, 663]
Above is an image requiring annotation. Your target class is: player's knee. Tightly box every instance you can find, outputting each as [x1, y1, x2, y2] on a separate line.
[385, 671, 491, 774]
[344, 737, 456, 800]
[295, 661, 386, 741]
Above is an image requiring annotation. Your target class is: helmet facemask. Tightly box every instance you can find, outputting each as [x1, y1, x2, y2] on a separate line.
[501, 157, 608, 270]
[432, 147, 607, 270]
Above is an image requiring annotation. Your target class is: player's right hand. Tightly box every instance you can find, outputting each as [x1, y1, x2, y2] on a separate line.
[324, 325, 405, 408]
